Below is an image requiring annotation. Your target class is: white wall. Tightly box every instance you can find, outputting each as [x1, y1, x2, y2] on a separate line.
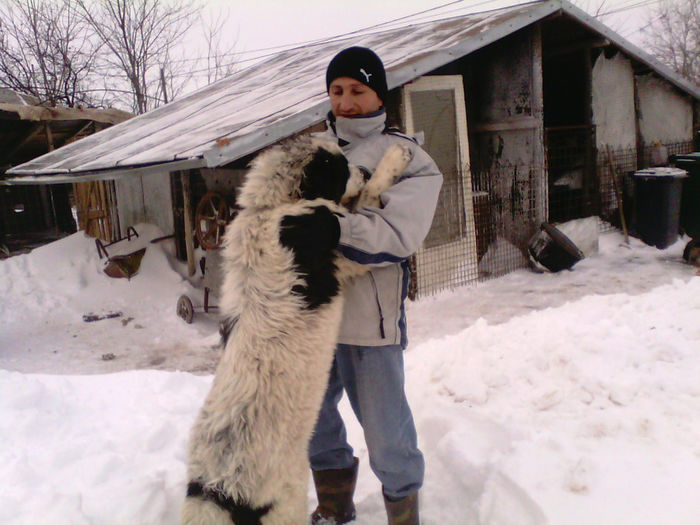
[591, 53, 637, 150]
[115, 173, 173, 237]
[636, 74, 693, 145]
[115, 177, 143, 235]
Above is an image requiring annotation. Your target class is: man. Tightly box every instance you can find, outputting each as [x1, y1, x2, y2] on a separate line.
[308, 46, 442, 525]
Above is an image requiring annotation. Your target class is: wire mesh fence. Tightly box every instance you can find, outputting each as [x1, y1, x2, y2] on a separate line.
[410, 138, 695, 299]
[411, 163, 541, 298]
[546, 126, 598, 223]
[410, 175, 480, 298]
[598, 141, 694, 232]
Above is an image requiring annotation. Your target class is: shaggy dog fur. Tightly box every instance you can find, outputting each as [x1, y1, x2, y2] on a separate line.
[181, 136, 412, 525]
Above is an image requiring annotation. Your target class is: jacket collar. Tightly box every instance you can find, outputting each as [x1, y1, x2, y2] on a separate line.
[327, 109, 386, 146]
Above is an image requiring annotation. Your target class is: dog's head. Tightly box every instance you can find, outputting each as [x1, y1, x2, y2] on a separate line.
[237, 136, 364, 211]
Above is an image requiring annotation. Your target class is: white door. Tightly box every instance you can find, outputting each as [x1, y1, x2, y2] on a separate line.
[402, 75, 478, 295]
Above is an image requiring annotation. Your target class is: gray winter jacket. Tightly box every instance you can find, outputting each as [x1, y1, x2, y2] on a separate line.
[316, 110, 443, 347]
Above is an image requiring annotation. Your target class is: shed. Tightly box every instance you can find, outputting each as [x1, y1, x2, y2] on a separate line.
[0, 89, 132, 253]
[4, 0, 699, 295]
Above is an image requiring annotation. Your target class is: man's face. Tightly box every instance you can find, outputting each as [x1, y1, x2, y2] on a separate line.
[329, 77, 383, 118]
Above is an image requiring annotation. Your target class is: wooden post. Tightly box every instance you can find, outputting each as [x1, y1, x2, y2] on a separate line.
[531, 23, 547, 225]
[180, 170, 196, 276]
[633, 77, 644, 170]
[44, 121, 55, 152]
[40, 121, 56, 230]
[606, 147, 629, 245]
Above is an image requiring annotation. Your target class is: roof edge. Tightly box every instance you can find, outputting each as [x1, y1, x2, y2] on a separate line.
[2, 158, 204, 185]
[202, 100, 330, 167]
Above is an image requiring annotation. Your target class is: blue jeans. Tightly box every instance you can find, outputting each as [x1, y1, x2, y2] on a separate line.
[309, 344, 424, 499]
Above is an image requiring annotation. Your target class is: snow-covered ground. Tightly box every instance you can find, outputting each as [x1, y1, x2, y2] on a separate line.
[1, 225, 699, 524]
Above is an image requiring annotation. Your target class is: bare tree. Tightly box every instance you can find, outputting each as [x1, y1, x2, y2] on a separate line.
[199, 7, 238, 86]
[0, 0, 101, 107]
[75, 0, 199, 114]
[572, 0, 610, 18]
[643, 0, 700, 85]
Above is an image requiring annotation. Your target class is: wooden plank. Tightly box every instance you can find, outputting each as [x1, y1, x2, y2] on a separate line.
[180, 170, 196, 276]
[471, 116, 539, 133]
[45, 121, 55, 152]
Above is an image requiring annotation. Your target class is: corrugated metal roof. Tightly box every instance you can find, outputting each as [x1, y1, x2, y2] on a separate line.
[5, 0, 699, 183]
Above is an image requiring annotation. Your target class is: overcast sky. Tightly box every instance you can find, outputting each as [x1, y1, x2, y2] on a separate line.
[203, 0, 657, 64]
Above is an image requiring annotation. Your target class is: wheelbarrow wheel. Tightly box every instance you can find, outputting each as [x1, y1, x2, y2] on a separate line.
[195, 192, 230, 250]
[177, 295, 194, 324]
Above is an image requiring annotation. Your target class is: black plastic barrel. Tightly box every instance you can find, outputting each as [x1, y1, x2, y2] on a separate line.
[670, 153, 700, 238]
[528, 223, 585, 272]
[631, 167, 687, 249]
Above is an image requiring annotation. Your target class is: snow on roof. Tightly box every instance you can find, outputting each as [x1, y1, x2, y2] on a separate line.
[0, 88, 34, 105]
[5, 0, 699, 183]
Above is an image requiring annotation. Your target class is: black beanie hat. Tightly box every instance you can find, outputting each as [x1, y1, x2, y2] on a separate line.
[326, 46, 388, 102]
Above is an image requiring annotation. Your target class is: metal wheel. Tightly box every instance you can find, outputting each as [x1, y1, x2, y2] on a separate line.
[177, 295, 194, 324]
[195, 192, 229, 250]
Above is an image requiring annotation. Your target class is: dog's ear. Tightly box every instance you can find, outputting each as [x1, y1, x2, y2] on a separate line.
[300, 147, 350, 203]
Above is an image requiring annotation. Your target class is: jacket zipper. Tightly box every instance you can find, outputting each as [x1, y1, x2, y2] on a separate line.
[368, 271, 386, 339]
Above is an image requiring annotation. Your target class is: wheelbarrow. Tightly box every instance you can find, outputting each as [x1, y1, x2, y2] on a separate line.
[177, 192, 231, 323]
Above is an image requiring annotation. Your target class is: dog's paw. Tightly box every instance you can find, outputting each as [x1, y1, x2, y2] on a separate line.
[398, 143, 414, 165]
[379, 144, 413, 173]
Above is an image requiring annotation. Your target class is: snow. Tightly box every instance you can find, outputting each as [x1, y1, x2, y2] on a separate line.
[1, 224, 699, 524]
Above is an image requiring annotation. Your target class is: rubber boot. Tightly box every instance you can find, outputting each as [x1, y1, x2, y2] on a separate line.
[310, 457, 359, 524]
[383, 491, 419, 525]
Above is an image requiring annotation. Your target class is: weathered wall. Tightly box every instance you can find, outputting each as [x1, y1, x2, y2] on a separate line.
[591, 53, 636, 149]
[143, 173, 173, 234]
[467, 29, 545, 171]
[199, 168, 246, 198]
[114, 177, 142, 235]
[115, 173, 173, 237]
[636, 74, 693, 145]
[462, 27, 546, 253]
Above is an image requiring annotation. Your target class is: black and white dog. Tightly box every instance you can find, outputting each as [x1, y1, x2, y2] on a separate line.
[181, 136, 412, 525]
